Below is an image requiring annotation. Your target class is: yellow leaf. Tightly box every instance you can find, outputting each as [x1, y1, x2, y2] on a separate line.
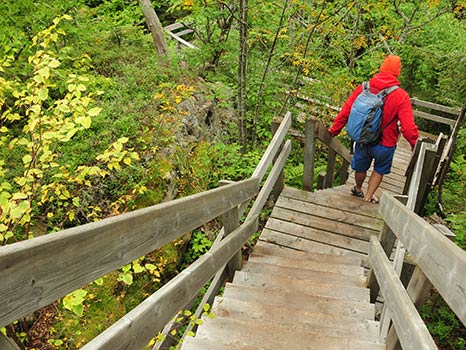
[123, 158, 131, 165]
[87, 107, 102, 116]
[22, 155, 32, 165]
[48, 60, 61, 68]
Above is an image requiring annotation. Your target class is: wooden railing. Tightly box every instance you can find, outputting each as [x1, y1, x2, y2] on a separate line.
[367, 193, 466, 349]
[303, 117, 351, 191]
[411, 98, 460, 131]
[0, 113, 292, 349]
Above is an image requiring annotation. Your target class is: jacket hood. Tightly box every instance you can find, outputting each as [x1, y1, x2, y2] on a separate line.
[369, 72, 401, 92]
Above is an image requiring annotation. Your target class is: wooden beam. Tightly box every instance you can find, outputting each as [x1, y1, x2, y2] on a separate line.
[413, 110, 456, 127]
[313, 118, 352, 163]
[0, 333, 19, 350]
[166, 31, 197, 49]
[247, 140, 291, 220]
[324, 149, 336, 188]
[379, 193, 466, 326]
[252, 112, 292, 183]
[303, 118, 316, 191]
[366, 223, 397, 303]
[369, 237, 437, 349]
[0, 178, 259, 327]
[411, 98, 460, 117]
[81, 216, 259, 350]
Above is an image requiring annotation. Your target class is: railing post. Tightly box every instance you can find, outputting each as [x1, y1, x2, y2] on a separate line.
[220, 205, 241, 281]
[270, 118, 285, 202]
[339, 159, 350, 185]
[366, 222, 397, 303]
[303, 118, 316, 191]
[324, 148, 336, 188]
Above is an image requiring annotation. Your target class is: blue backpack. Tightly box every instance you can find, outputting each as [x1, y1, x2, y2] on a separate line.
[346, 82, 399, 145]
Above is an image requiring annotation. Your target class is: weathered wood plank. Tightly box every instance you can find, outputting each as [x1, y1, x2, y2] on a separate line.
[246, 140, 291, 220]
[275, 196, 383, 231]
[0, 333, 19, 350]
[369, 236, 437, 349]
[379, 193, 466, 326]
[303, 118, 316, 191]
[233, 271, 369, 302]
[194, 316, 385, 350]
[81, 216, 258, 350]
[260, 229, 368, 264]
[325, 149, 336, 188]
[280, 186, 380, 218]
[248, 252, 364, 276]
[411, 98, 460, 117]
[252, 112, 291, 182]
[223, 283, 372, 316]
[253, 240, 362, 266]
[266, 215, 371, 251]
[0, 178, 259, 327]
[313, 118, 352, 163]
[212, 296, 378, 338]
[166, 31, 197, 49]
[413, 110, 456, 127]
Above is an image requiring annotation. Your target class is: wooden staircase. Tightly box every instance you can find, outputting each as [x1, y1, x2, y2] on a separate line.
[181, 242, 384, 349]
[180, 136, 416, 350]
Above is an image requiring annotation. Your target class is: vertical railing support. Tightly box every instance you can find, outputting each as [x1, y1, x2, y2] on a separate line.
[324, 149, 336, 188]
[339, 159, 350, 185]
[219, 205, 241, 281]
[270, 118, 285, 202]
[303, 118, 316, 191]
[366, 222, 397, 302]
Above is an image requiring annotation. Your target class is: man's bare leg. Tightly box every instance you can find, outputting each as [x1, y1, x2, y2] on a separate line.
[365, 171, 383, 202]
[354, 171, 366, 192]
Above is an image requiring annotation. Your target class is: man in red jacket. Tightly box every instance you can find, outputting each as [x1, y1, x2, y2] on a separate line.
[329, 55, 419, 203]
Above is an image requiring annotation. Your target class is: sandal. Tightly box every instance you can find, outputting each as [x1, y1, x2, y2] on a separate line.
[351, 186, 364, 198]
[370, 195, 380, 204]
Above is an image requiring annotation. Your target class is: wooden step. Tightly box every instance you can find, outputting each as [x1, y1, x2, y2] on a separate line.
[212, 296, 380, 342]
[253, 241, 362, 265]
[249, 251, 364, 276]
[242, 260, 366, 287]
[180, 337, 259, 350]
[260, 229, 370, 267]
[194, 316, 385, 350]
[233, 270, 370, 302]
[223, 283, 375, 319]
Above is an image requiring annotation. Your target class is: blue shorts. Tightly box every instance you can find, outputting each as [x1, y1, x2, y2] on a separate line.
[351, 144, 396, 175]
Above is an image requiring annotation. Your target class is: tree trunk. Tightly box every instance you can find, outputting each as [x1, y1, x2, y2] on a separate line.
[138, 0, 169, 57]
[238, 0, 249, 152]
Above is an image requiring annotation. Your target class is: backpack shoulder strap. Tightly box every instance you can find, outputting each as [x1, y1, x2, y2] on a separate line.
[378, 85, 399, 98]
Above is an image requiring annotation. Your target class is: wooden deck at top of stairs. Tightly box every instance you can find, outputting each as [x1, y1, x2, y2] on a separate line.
[180, 138, 412, 349]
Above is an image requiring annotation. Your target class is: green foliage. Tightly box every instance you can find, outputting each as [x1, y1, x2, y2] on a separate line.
[422, 293, 465, 349]
[184, 230, 213, 265]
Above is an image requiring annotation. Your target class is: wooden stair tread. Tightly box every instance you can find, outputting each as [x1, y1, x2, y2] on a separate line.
[253, 241, 362, 265]
[248, 252, 364, 276]
[260, 229, 370, 267]
[180, 337, 259, 350]
[233, 270, 370, 302]
[212, 296, 380, 341]
[242, 260, 366, 287]
[223, 283, 375, 319]
[193, 316, 384, 350]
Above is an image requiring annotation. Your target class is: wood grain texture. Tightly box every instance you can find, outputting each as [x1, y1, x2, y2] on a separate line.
[380, 193, 466, 326]
[369, 236, 437, 350]
[0, 178, 258, 327]
[81, 216, 258, 350]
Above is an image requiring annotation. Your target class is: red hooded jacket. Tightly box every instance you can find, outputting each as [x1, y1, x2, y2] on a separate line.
[329, 72, 419, 148]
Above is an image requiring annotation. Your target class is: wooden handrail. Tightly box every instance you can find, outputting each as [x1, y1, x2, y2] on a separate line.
[312, 118, 351, 163]
[411, 98, 460, 117]
[369, 236, 437, 349]
[378, 193, 466, 326]
[252, 111, 292, 182]
[0, 178, 259, 327]
[82, 216, 259, 350]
